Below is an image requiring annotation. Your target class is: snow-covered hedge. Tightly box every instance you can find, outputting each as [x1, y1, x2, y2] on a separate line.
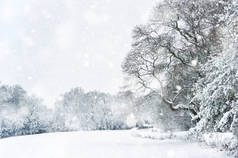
[202, 132, 238, 156]
[131, 128, 189, 140]
[132, 129, 238, 157]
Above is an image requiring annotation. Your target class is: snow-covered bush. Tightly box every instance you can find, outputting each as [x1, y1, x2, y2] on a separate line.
[21, 97, 53, 135]
[202, 132, 238, 148]
[202, 132, 238, 156]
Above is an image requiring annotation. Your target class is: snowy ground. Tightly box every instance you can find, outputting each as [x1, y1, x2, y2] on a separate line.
[0, 130, 232, 158]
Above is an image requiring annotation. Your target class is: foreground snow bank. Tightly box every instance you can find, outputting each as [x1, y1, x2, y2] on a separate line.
[0, 130, 232, 158]
[202, 132, 238, 156]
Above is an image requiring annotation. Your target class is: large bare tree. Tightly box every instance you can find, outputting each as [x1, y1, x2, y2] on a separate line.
[122, 0, 232, 117]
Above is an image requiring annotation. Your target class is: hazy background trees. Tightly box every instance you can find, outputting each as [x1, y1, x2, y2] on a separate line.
[53, 88, 127, 131]
[0, 84, 52, 138]
[0, 82, 186, 138]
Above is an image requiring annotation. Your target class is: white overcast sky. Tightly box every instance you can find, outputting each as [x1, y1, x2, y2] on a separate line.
[0, 0, 156, 106]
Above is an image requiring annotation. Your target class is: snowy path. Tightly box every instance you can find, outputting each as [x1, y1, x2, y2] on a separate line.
[0, 130, 231, 158]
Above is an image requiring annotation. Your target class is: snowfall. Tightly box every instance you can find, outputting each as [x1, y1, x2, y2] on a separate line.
[0, 129, 234, 158]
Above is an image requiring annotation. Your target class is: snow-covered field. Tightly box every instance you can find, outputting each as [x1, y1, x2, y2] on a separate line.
[0, 130, 231, 158]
